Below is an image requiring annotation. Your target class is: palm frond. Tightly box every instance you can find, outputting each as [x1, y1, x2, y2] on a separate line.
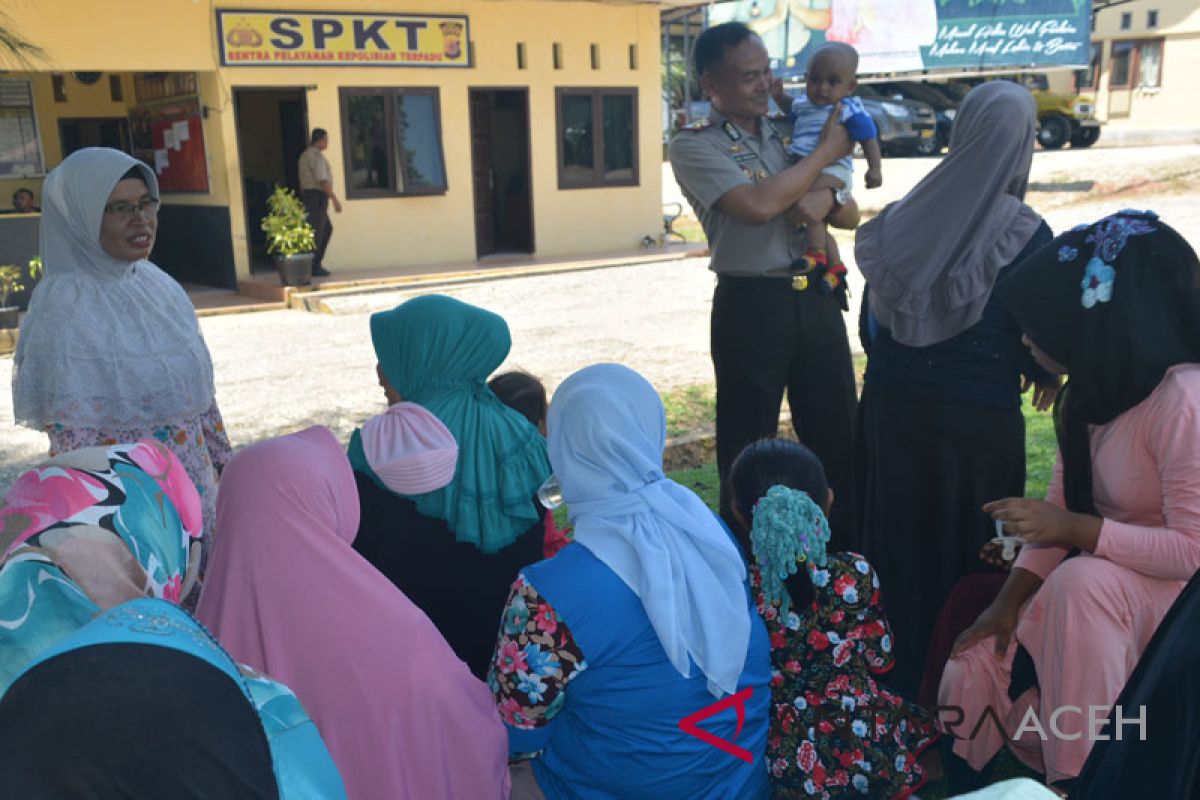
[0, 15, 48, 68]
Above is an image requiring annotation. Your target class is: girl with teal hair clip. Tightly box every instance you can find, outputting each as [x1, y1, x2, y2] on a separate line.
[731, 438, 940, 800]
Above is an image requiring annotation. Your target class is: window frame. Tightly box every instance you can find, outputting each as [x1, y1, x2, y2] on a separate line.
[1108, 38, 1165, 91]
[1076, 41, 1103, 91]
[338, 86, 448, 200]
[0, 77, 46, 177]
[1136, 38, 1164, 89]
[554, 86, 640, 190]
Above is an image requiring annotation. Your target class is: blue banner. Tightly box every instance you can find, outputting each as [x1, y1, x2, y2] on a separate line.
[707, 0, 1091, 78]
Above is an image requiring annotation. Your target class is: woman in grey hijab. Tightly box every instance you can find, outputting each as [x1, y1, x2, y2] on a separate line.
[850, 81, 1060, 698]
[12, 147, 230, 605]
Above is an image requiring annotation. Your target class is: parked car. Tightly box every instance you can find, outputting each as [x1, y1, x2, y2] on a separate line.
[869, 81, 962, 156]
[961, 74, 1102, 150]
[854, 84, 938, 157]
[1033, 86, 1101, 149]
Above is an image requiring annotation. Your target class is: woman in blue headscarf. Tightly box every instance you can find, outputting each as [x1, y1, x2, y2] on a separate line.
[0, 442, 344, 798]
[348, 294, 551, 678]
[488, 363, 771, 800]
[0, 599, 344, 799]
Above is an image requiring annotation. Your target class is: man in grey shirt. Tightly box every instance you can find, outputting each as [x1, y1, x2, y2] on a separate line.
[298, 127, 342, 277]
[669, 22, 859, 542]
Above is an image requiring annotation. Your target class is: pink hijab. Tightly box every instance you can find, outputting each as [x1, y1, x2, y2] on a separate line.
[195, 427, 510, 800]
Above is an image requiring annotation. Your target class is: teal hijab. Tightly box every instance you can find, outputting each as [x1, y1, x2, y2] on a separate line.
[349, 295, 551, 553]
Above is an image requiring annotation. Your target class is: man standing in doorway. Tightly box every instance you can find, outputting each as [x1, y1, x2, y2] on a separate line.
[668, 22, 859, 544]
[298, 127, 342, 278]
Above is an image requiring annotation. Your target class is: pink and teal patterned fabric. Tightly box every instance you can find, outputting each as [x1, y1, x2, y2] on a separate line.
[0, 440, 201, 692]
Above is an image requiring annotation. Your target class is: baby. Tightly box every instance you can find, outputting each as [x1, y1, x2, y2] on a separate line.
[771, 42, 882, 284]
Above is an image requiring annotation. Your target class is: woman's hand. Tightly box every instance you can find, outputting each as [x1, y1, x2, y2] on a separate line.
[951, 599, 1020, 659]
[815, 103, 853, 163]
[1021, 374, 1062, 411]
[983, 497, 1102, 552]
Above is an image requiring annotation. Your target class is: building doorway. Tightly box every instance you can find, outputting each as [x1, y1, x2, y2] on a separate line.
[233, 88, 308, 273]
[468, 88, 534, 258]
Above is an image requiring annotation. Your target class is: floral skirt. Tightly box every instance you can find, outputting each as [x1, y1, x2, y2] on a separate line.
[46, 404, 232, 607]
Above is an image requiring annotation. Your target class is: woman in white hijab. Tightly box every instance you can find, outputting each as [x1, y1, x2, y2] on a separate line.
[12, 147, 228, 599]
[488, 363, 771, 800]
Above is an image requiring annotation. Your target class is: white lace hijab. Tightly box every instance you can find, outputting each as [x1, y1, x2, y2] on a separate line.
[13, 147, 216, 430]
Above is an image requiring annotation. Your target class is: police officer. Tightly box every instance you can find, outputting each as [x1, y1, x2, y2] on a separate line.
[669, 22, 859, 543]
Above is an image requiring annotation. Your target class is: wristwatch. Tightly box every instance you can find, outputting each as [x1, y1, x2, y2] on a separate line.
[833, 186, 852, 207]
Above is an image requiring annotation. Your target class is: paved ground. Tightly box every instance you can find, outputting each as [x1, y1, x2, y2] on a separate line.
[4, 144, 1200, 491]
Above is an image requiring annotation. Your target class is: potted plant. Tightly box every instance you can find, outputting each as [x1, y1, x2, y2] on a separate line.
[0, 265, 25, 329]
[260, 185, 316, 287]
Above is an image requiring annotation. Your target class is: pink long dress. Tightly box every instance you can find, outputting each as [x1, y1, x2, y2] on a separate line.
[939, 364, 1200, 784]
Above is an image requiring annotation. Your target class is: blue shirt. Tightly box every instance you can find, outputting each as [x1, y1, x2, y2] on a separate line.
[512, 543, 771, 800]
[863, 222, 1055, 408]
[787, 93, 878, 172]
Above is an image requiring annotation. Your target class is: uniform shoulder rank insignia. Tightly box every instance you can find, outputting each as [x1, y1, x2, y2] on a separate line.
[685, 118, 712, 131]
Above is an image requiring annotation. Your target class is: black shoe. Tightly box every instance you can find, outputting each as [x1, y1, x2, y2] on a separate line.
[311, 265, 331, 278]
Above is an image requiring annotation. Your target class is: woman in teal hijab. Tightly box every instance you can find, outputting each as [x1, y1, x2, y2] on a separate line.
[350, 294, 551, 677]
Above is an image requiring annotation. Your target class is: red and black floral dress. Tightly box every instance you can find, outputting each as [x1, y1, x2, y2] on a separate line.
[753, 551, 938, 799]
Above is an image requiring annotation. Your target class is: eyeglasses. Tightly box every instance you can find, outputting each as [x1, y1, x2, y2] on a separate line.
[103, 197, 161, 218]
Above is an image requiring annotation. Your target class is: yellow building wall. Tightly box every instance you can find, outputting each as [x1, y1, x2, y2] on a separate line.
[0, 0, 215, 71]
[3, 0, 664, 279]
[1089, 0, 1200, 136]
[0, 73, 133, 208]
[213, 0, 663, 275]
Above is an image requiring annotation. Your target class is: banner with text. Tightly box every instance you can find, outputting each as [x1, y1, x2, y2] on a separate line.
[707, 0, 1090, 78]
[217, 10, 471, 67]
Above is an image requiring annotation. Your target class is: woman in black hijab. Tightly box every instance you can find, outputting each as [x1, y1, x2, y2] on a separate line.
[940, 211, 1200, 794]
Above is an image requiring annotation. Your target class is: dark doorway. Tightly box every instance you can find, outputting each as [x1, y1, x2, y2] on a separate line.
[59, 117, 131, 156]
[233, 88, 308, 273]
[468, 89, 534, 258]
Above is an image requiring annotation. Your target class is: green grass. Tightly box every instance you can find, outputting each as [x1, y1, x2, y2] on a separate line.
[661, 384, 716, 437]
[1023, 394, 1056, 500]
[662, 393, 1057, 511]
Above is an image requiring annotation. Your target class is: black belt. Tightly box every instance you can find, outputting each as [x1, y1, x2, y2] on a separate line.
[718, 263, 850, 309]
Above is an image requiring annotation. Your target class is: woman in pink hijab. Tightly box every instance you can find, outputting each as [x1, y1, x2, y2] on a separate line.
[196, 410, 510, 800]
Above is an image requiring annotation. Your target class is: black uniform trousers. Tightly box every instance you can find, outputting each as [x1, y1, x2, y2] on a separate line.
[711, 274, 857, 548]
[300, 189, 332, 269]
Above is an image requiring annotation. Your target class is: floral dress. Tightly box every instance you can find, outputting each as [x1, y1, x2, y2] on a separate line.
[45, 400, 232, 602]
[488, 574, 588, 734]
[754, 552, 937, 799]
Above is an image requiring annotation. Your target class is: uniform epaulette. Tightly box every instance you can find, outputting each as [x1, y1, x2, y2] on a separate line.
[684, 118, 712, 131]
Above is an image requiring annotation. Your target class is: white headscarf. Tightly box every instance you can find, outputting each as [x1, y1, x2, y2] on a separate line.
[13, 148, 216, 430]
[548, 363, 751, 698]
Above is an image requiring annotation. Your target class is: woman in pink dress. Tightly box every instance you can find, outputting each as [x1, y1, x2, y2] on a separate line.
[938, 211, 1200, 796]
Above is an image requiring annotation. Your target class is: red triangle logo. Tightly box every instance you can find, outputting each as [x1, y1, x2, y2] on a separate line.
[677, 686, 754, 763]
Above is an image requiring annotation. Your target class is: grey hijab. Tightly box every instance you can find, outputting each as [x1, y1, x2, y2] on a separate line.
[855, 81, 1044, 347]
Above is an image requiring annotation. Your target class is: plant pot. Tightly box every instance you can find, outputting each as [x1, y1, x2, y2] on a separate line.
[0, 306, 18, 330]
[274, 254, 314, 287]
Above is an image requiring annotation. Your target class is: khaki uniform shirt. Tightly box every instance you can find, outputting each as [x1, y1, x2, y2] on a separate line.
[668, 109, 803, 276]
[298, 146, 332, 192]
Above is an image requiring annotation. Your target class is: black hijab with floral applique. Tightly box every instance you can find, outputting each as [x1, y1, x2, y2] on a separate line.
[997, 210, 1200, 515]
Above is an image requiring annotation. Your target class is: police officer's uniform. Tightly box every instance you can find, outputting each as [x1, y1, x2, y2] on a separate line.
[668, 107, 857, 542]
